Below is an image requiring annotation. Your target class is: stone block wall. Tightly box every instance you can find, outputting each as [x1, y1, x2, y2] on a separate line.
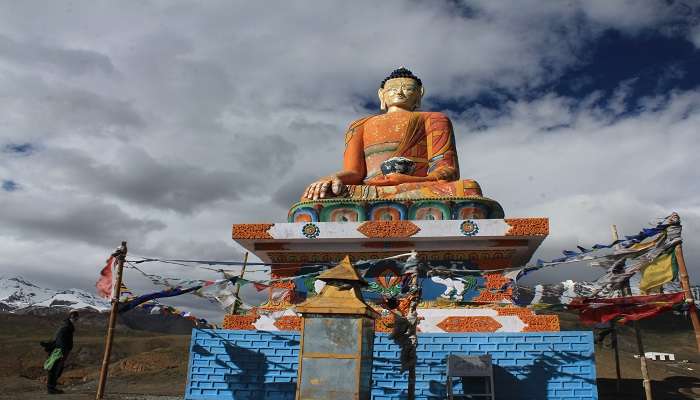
[371, 332, 597, 400]
[185, 330, 597, 400]
[187, 330, 299, 400]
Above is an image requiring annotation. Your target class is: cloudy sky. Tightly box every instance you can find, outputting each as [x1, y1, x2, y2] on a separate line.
[1, 1, 699, 322]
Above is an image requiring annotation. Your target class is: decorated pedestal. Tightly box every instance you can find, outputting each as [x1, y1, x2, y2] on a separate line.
[226, 217, 559, 333]
[288, 196, 504, 223]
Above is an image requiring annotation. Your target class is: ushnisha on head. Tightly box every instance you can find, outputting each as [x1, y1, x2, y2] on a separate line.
[378, 67, 425, 112]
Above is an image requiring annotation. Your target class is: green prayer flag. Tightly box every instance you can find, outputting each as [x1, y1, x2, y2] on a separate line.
[43, 348, 63, 371]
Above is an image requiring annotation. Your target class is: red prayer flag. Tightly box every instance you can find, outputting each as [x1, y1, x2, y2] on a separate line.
[96, 256, 115, 299]
[568, 292, 685, 325]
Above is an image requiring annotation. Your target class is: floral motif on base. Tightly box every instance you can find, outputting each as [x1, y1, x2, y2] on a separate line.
[436, 316, 502, 332]
[273, 316, 301, 331]
[267, 249, 515, 264]
[496, 307, 535, 318]
[459, 220, 479, 236]
[505, 218, 549, 236]
[232, 223, 274, 240]
[223, 314, 258, 330]
[301, 223, 320, 239]
[522, 315, 560, 332]
[357, 221, 421, 238]
[484, 273, 511, 290]
[472, 288, 513, 303]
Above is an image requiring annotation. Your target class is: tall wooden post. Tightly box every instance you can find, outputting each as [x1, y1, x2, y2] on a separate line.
[230, 252, 248, 315]
[611, 321, 622, 393]
[609, 225, 623, 393]
[632, 322, 652, 399]
[611, 225, 652, 400]
[674, 237, 700, 352]
[96, 241, 127, 400]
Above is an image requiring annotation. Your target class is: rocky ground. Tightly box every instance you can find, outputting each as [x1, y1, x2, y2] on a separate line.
[558, 310, 700, 399]
[0, 311, 698, 399]
[0, 313, 189, 399]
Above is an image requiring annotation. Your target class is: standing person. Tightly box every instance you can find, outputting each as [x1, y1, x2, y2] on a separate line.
[43, 310, 79, 394]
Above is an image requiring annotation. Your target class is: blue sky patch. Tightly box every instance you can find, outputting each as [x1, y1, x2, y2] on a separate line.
[550, 29, 700, 114]
[423, 28, 700, 123]
[3, 143, 35, 155]
[2, 180, 19, 192]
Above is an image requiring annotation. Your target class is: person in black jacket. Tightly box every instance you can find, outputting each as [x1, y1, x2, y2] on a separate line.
[46, 310, 79, 394]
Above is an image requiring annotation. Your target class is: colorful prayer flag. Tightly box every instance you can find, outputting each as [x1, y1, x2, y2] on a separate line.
[119, 283, 134, 302]
[95, 256, 115, 299]
[568, 292, 685, 325]
[118, 284, 203, 313]
[639, 247, 678, 294]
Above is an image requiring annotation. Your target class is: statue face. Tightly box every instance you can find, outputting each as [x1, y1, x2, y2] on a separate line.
[379, 77, 423, 111]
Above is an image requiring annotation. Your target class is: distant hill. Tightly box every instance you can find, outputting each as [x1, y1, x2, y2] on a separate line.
[0, 275, 109, 313]
[0, 275, 203, 334]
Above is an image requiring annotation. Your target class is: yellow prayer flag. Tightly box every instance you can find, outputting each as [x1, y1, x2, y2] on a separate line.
[639, 247, 678, 294]
[629, 232, 665, 252]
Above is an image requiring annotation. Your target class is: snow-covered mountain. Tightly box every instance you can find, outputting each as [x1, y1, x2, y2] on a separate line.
[0, 276, 55, 311]
[0, 275, 109, 313]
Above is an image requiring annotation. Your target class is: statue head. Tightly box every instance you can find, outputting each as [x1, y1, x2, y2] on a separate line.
[378, 67, 424, 112]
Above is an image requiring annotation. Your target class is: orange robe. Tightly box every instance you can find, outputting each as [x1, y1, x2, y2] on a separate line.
[341, 111, 481, 199]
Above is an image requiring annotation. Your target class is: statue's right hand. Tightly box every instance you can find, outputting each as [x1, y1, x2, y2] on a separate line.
[303, 175, 343, 200]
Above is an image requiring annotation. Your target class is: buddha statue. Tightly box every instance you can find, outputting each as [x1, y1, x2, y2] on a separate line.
[290, 68, 503, 222]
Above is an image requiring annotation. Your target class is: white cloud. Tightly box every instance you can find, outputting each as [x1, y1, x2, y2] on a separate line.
[457, 88, 700, 284]
[692, 25, 700, 48]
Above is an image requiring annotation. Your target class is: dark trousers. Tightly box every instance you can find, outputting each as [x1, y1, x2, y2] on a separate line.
[47, 356, 66, 388]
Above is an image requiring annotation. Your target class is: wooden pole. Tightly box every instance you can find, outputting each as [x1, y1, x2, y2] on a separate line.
[96, 241, 127, 400]
[611, 225, 653, 400]
[611, 321, 622, 393]
[633, 321, 652, 399]
[609, 225, 623, 393]
[674, 243, 700, 352]
[230, 252, 248, 315]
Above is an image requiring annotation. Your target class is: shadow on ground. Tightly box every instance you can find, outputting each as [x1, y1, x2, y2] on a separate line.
[598, 377, 700, 400]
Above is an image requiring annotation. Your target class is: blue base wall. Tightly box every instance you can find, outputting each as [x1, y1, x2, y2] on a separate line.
[185, 330, 597, 400]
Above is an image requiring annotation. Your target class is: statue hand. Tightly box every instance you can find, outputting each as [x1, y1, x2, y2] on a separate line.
[303, 175, 344, 200]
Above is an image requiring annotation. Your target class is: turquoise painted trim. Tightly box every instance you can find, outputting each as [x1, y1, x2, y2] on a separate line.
[367, 201, 408, 221]
[488, 202, 506, 218]
[452, 201, 490, 220]
[319, 202, 367, 222]
[408, 201, 451, 220]
[289, 207, 319, 223]
[288, 196, 505, 222]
